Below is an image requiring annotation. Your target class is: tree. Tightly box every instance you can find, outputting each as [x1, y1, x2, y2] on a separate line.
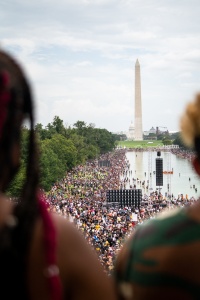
[162, 138, 172, 145]
[173, 132, 189, 149]
[20, 126, 30, 163]
[45, 123, 57, 138]
[95, 128, 116, 153]
[84, 144, 99, 159]
[35, 123, 49, 140]
[68, 133, 88, 164]
[45, 134, 78, 170]
[7, 164, 26, 196]
[52, 116, 66, 135]
[73, 121, 87, 136]
[39, 141, 65, 191]
[7, 127, 28, 196]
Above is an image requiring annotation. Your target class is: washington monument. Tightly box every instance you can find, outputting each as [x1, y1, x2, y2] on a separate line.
[134, 59, 143, 140]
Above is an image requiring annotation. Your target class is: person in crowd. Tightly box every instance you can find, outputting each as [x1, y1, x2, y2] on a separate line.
[45, 148, 197, 276]
[114, 93, 200, 299]
[0, 49, 117, 300]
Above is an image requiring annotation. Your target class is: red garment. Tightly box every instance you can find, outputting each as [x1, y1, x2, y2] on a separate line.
[39, 196, 63, 300]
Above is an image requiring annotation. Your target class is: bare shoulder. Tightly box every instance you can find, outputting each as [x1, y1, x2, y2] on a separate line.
[50, 213, 94, 255]
[50, 213, 117, 300]
[0, 196, 15, 227]
[50, 212, 83, 242]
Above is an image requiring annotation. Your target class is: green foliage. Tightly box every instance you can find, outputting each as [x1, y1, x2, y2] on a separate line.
[95, 128, 115, 153]
[8, 117, 117, 194]
[39, 134, 78, 190]
[170, 131, 179, 140]
[157, 133, 165, 140]
[162, 138, 172, 145]
[7, 163, 26, 197]
[21, 126, 30, 163]
[39, 141, 66, 190]
[72, 120, 116, 154]
[173, 132, 189, 149]
[117, 140, 164, 148]
[47, 134, 77, 170]
[35, 123, 49, 140]
[84, 144, 99, 160]
[114, 133, 127, 141]
[52, 116, 66, 135]
[7, 128, 29, 196]
[68, 133, 88, 164]
[73, 120, 87, 137]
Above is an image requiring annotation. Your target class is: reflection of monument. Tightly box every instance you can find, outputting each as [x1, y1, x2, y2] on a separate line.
[135, 151, 143, 178]
[134, 59, 143, 140]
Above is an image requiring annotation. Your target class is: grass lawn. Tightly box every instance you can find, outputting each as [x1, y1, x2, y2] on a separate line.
[116, 140, 164, 149]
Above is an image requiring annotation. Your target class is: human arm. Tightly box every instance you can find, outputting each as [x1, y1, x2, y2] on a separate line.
[54, 215, 117, 300]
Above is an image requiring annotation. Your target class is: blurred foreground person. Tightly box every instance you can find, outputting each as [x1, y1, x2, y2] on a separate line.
[114, 94, 200, 299]
[0, 49, 117, 300]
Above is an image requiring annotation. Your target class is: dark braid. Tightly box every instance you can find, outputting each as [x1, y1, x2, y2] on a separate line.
[22, 82, 39, 204]
[0, 50, 40, 298]
[0, 50, 39, 203]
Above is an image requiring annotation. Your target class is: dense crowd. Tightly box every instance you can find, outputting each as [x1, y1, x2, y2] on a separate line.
[45, 148, 198, 274]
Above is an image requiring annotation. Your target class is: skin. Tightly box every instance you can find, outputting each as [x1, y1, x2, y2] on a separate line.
[114, 158, 200, 300]
[0, 196, 117, 300]
[1, 53, 117, 299]
[0, 105, 117, 299]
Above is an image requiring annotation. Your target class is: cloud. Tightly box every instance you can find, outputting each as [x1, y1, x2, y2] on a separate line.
[1, 0, 200, 133]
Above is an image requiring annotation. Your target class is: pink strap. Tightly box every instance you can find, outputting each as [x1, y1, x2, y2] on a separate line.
[38, 195, 63, 300]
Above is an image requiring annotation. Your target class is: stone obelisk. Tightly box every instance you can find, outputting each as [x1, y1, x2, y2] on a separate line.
[134, 59, 143, 140]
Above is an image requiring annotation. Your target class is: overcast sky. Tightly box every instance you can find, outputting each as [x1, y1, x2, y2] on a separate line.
[1, 0, 200, 133]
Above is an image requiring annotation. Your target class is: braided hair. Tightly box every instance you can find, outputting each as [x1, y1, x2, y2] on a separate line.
[180, 93, 200, 177]
[180, 94, 200, 156]
[0, 50, 40, 298]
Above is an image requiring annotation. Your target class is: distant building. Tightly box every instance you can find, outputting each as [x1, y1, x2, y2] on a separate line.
[143, 126, 157, 136]
[144, 126, 171, 137]
[149, 126, 156, 134]
[127, 121, 135, 140]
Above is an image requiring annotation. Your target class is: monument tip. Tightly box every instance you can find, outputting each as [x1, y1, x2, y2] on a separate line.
[135, 59, 140, 66]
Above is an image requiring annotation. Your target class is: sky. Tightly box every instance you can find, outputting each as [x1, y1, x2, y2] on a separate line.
[1, 0, 200, 134]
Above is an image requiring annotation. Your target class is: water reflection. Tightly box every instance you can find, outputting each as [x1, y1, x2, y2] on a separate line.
[135, 151, 143, 178]
[125, 150, 200, 198]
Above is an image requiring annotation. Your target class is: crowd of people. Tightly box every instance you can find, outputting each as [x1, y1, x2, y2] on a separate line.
[2, 49, 200, 299]
[0, 49, 117, 300]
[45, 148, 198, 275]
[115, 94, 200, 299]
[3, 48, 200, 300]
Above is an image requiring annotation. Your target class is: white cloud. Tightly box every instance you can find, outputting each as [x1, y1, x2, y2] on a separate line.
[1, 0, 200, 133]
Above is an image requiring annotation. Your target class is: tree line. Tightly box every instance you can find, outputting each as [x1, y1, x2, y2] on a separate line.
[8, 117, 119, 196]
